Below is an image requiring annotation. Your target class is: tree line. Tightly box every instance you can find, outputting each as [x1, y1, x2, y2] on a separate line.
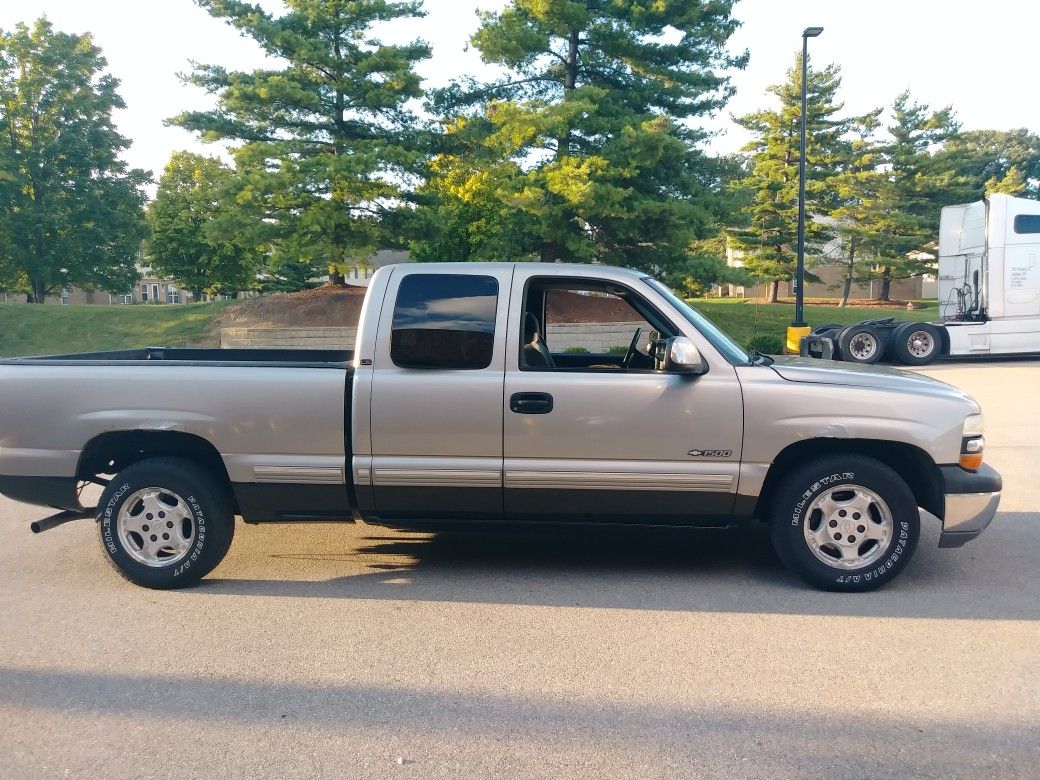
[1, 2, 1038, 304]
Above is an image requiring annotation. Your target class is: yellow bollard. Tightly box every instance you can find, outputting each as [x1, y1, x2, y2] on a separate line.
[785, 325, 811, 355]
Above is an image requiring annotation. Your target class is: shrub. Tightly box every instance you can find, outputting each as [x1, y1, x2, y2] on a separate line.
[607, 345, 628, 355]
[744, 333, 784, 354]
[563, 346, 589, 354]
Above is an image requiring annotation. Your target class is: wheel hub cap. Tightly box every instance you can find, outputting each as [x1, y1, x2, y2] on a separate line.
[849, 334, 877, 360]
[907, 331, 933, 357]
[116, 488, 195, 568]
[802, 484, 893, 570]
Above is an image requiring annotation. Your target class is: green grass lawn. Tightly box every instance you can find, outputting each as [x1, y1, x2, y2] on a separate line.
[0, 297, 940, 358]
[0, 302, 229, 357]
[690, 299, 938, 348]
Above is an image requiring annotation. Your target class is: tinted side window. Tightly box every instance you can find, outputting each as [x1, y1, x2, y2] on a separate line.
[391, 274, 498, 369]
[1014, 215, 1040, 234]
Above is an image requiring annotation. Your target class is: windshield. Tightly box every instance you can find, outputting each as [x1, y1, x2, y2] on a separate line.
[643, 278, 749, 365]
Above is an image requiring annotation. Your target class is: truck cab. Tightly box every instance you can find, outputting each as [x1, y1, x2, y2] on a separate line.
[352, 263, 744, 526]
[940, 194, 1040, 355]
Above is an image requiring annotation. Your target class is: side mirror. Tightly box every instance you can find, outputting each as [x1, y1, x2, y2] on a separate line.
[662, 336, 708, 375]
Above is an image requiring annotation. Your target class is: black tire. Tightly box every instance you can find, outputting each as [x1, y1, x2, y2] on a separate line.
[97, 457, 235, 589]
[812, 323, 842, 335]
[837, 324, 884, 364]
[891, 322, 942, 366]
[769, 456, 920, 592]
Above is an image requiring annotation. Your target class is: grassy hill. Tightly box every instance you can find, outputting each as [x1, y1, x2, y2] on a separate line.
[0, 302, 229, 357]
[0, 296, 938, 358]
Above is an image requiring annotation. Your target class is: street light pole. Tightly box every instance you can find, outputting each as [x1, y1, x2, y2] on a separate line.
[787, 25, 823, 353]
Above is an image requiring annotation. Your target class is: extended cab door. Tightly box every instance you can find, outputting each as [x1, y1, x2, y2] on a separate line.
[358, 264, 511, 522]
[503, 268, 744, 523]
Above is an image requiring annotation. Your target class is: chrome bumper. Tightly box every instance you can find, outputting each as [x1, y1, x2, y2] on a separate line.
[937, 464, 1002, 548]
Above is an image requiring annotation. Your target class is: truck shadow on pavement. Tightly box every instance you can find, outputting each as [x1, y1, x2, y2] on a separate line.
[200, 512, 1040, 620]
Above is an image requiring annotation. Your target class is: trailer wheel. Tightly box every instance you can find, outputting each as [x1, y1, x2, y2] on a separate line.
[97, 457, 235, 589]
[837, 324, 883, 364]
[891, 322, 942, 365]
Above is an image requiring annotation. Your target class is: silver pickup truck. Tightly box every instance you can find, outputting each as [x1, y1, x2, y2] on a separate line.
[0, 263, 1002, 591]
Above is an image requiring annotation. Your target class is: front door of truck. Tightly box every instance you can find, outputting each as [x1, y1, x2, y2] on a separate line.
[502, 271, 744, 523]
[366, 266, 511, 522]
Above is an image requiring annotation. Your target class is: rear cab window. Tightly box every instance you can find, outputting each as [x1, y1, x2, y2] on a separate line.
[390, 274, 499, 369]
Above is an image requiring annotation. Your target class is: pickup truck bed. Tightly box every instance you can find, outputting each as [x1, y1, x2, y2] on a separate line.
[0, 347, 356, 522]
[0, 346, 353, 366]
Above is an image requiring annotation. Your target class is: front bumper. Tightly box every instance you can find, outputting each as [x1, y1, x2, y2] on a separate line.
[937, 463, 1002, 548]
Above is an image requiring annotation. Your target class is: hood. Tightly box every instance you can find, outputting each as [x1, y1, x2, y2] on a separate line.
[768, 355, 974, 401]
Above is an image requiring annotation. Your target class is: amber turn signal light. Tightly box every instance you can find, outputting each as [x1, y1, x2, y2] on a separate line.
[959, 452, 984, 470]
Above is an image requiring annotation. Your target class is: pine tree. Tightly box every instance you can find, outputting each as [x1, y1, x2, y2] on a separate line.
[939, 129, 1040, 200]
[867, 92, 964, 300]
[985, 165, 1027, 196]
[422, 0, 746, 272]
[173, 0, 430, 285]
[827, 109, 887, 306]
[730, 54, 850, 302]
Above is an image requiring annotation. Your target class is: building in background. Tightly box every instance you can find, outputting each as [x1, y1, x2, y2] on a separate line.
[722, 223, 937, 301]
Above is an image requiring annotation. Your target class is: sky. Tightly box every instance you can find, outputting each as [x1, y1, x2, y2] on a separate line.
[2, 0, 1039, 185]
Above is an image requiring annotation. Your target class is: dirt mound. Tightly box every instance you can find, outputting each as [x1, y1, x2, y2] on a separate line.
[220, 285, 368, 328]
[546, 289, 641, 323]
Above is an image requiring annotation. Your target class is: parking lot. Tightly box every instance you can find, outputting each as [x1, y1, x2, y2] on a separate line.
[1, 360, 1038, 779]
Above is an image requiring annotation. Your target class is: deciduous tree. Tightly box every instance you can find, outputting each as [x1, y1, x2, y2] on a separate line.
[0, 18, 148, 303]
[148, 151, 262, 300]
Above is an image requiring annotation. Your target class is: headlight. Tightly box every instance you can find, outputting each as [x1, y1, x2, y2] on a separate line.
[960, 414, 985, 470]
[963, 413, 984, 437]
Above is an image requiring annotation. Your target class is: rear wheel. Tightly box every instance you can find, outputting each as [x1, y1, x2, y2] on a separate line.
[891, 322, 942, 365]
[97, 457, 235, 589]
[769, 456, 920, 591]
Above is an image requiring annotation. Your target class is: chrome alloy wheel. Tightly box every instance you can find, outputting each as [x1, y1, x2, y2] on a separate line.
[905, 329, 935, 359]
[116, 488, 195, 568]
[802, 484, 893, 570]
[848, 332, 879, 361]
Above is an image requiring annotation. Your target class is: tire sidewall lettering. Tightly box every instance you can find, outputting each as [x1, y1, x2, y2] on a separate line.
[849, 520, 908, 585]
[101, 482, 131, 555]
[790, 471, 854, 526]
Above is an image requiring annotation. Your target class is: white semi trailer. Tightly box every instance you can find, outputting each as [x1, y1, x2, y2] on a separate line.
[807, 193, 1040, 365]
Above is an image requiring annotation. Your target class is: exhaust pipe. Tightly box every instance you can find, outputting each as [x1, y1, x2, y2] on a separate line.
[30, 509, 93, 534]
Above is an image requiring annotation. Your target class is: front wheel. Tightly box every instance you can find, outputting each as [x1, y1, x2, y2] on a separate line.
[97, 457, 235, 589]
[769, 456, 920, 591]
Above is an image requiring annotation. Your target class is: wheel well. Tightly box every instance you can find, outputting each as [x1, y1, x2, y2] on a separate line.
[755, 438, 944, 520]
[77, 431, 236, 509]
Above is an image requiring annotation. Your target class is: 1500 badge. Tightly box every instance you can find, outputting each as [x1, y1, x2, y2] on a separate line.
[688, 449, 733, 458]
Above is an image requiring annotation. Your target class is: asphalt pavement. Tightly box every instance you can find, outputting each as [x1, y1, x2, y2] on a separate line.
[0, 360, 1038, 778]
